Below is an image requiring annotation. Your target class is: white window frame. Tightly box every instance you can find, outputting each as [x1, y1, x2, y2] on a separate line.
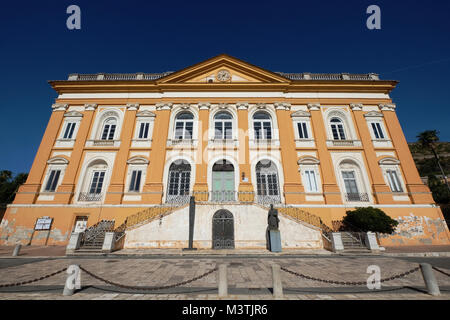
[330, 117, 347, 140]
[100, 117, 117, 140]
[40, 158, 68, 194]
[173, 112, 194, 140]
[125, 157, 149, 194]
[253, 111, 273, 140]
[213, 111, 233, 140]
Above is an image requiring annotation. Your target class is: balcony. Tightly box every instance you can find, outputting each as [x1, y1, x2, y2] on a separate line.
[166, 139, 196, 147]
[78, 192, 103, 202]
[344, 193, 370, 202]
[85, 139, 121, 147]
[326, 140, 362, 147]
[256, 194, 282, 206]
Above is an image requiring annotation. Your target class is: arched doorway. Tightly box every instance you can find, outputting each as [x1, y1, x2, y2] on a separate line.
[211, 160, 235, 202]
[212, 210, 234, 249]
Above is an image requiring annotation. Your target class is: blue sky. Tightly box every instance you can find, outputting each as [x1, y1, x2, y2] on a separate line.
[0, 0, 449, 175]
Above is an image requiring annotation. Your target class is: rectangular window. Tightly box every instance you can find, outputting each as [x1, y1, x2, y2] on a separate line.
[303, 170, 318, 192]
[387, 170, 403, 192]
[138, 123, 150, 139]
[297, 122, 309, 139]
[101, 125, 116, 140]
[44, 170, 61, 192]
[63, 123, 76, 139]
[89, 171, 105, 194]
[129, 170, 142, 192]
[342, 170, 359, 195]
[371, 122, 385, 139]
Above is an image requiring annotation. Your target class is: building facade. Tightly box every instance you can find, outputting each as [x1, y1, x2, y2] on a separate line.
[1, 55, 449, 249]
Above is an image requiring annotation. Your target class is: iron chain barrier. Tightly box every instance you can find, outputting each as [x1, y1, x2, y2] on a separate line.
[432, 266, 450, 277]
[0, 267, 68, 288]
[79, 265, 218, 291]
[280, 265, 421, 286]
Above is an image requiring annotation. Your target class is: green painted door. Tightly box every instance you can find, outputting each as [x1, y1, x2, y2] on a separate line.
[212, 171, 234, 201]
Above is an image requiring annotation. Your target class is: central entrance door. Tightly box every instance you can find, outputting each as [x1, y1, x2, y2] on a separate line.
[212, 209, 235, 249]
[212, 160, 235, 202]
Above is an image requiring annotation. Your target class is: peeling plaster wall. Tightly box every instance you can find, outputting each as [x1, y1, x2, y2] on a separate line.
[1, 204, 449, 248]
[379, 212, 450, 246]
[124, 204, 323, 249]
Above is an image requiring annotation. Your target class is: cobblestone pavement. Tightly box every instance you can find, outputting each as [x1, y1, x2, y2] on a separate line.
[0, 256, 449, 299]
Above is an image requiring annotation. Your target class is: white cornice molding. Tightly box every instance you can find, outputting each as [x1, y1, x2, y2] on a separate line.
[136, 110, 156, 118]
[126, 103, 139, 111]
[291, 110, 311, 118]
[350, 103, 363, 111]
[156, 103, 173, 110]
[198, 102, 211, 110]
[64, 111, 83, 118]
[236, 102, 249, 110]
[84, 104, 97, 111]
[307, 103, 320, 111]
[274, 102, 291, 110]
[379, 103, 396, 111]
[364, 111, 384, 118]
[52, 104, 68, 112]
[298, 156, 320, 165]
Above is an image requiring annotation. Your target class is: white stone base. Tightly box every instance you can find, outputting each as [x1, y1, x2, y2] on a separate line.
[124, 204, 323, 249]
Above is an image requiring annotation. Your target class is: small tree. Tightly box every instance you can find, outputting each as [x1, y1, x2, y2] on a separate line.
[341, 207, 398, 234]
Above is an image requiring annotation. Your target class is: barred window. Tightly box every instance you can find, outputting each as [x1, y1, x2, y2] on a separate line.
[167, 160, 191, 196]
[256, 160, 279, 196]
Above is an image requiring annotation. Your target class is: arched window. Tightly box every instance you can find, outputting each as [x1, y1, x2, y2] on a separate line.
[256, 160, 281, 204]
[101, 118, 117, 140]
[330, 118, 346, 140]
[214, 112, 233, 140]
[79, 160, 108, 202]
[339, 160, 369, 202]
[174, 112, 194, 140]
[253, 111, 272, 140]
[167, 160, 191, 203]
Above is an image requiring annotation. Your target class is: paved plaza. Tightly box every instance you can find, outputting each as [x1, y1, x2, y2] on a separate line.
[0, 250, 449, 300]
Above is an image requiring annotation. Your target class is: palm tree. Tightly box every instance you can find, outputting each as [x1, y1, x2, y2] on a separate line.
[416, 130, 450, 193]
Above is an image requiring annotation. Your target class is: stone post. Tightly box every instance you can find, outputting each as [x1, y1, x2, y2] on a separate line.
[271, 264, 283, 298]
[420, 263, 440, 296]
[65, 232, 82, 255]
[218, 264, 228, 297]
[331, 232, 344, 252]
[12, 244, 22, 257]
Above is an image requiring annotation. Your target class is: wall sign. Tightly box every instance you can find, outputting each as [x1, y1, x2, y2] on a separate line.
[34, 217, 53, 230]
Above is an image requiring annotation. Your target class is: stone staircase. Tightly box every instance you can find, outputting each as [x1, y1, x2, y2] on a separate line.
[340, 232, 370, 253]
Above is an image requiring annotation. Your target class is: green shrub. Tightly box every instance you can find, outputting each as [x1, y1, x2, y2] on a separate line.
[341, 207, 399, 234]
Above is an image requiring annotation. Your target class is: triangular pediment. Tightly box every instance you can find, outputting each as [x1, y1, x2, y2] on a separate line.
[156, 54, 290, 84]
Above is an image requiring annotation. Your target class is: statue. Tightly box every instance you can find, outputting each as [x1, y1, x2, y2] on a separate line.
[267, 204, 280, 230]
[266, 204, 281, 252]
